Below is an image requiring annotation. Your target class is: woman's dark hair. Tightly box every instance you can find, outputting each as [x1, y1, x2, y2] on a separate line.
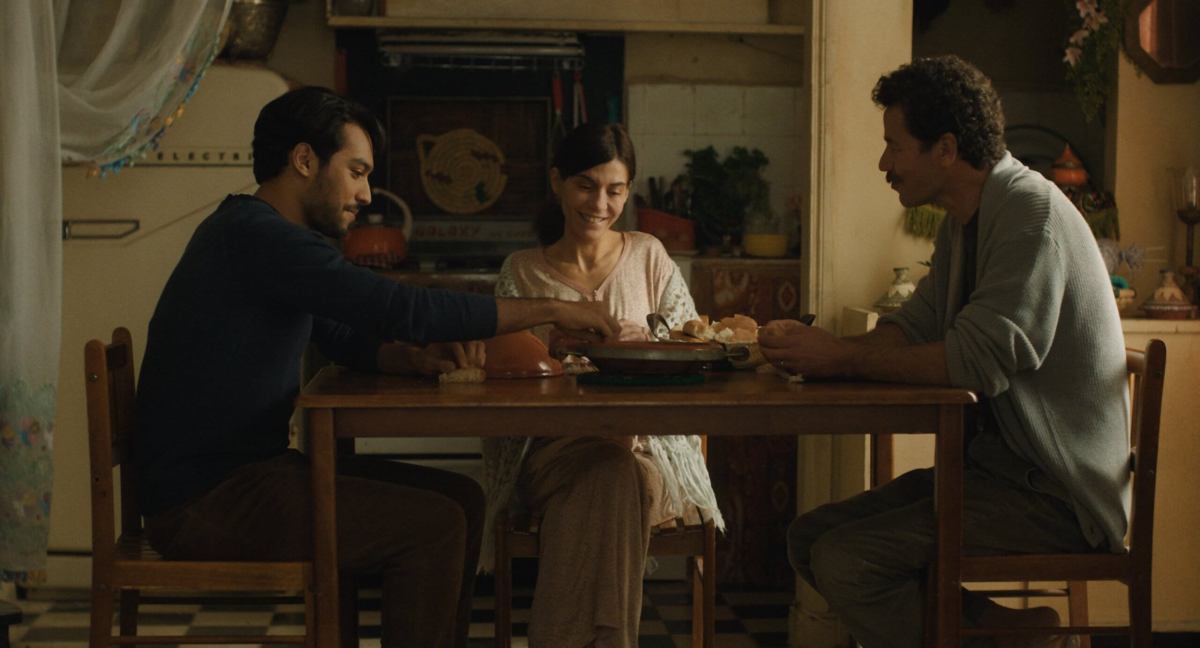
[871, 55, 1005, 170]
[535, 122, 637, 246]
[251, 86, 385, 183]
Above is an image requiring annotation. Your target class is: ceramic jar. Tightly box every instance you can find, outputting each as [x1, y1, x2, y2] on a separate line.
[1153, 270, 1187, 303]
[874, 267, 917, 313]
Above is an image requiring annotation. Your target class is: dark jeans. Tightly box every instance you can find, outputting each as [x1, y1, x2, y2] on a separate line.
[787, 466, 1094, 648]
[144, 450, 484, 648]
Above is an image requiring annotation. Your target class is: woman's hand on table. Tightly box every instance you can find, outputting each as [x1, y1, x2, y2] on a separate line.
[617, 319, 652, 341]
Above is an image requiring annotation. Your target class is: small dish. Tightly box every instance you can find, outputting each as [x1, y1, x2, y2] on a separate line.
[1140, 301, 1197, 320]
[483, 331, 564, 379]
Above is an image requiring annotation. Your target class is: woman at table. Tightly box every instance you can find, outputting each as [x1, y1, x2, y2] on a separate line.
[483, 122, 725, 648]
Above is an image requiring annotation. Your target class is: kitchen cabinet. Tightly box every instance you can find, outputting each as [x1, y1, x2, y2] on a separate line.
[689, 258, 805, 324]
[325, 0, 805, 35]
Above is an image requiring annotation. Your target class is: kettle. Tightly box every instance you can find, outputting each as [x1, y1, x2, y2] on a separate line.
[341, 188, 413, 268]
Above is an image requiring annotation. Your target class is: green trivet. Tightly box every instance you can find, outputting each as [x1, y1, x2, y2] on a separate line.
[576, 373, 706, 386]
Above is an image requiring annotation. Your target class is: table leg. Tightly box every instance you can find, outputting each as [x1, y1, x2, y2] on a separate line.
[308, 407, 341, 645]
[934, 404, 963, 648]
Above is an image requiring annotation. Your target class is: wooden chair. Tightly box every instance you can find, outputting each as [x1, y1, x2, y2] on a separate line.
[86, 327, 316, 646]
[954, 340, 1167, 647]
[493, 438, 717, 648]
[910, 340, 1164, 647]
[0, 599, 21, 648]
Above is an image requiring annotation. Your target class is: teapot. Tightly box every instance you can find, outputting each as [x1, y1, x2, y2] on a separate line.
[341, 188, 413, 268]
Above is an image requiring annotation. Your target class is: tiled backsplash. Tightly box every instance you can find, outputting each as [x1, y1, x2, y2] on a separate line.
[626, 83, 805, 241]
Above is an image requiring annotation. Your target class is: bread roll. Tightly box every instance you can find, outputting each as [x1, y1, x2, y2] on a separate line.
[438, 366, 486, 384]
[713, 313, 759, 343]
[682, 319, 715, 340]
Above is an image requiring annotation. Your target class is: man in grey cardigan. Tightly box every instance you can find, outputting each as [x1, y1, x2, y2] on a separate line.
[759, 56, 1128, 648]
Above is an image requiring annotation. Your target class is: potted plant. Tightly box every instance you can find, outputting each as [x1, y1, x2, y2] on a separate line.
[676, 145, 776, 254]
[1062, 0, 1122, 122]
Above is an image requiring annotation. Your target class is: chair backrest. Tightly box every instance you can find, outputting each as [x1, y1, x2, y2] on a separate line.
[85, 327, 142, 565]
[1126, 339, 1166, 565]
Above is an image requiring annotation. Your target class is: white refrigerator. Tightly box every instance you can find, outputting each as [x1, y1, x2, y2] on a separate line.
[43, 64, 289, 589]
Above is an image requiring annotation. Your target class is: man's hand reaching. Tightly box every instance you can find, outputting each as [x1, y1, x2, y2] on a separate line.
[378, 340, 486, 377]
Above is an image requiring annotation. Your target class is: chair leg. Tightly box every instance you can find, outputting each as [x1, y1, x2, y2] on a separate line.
[90, 584, 115, 647]
[1128, 575, 1152, 648]
[118, 588, 139, 637]
[340, 575, 359, 648]
[690, 556, 703, 648]
[495, 525, 513, 648]
[1067, 580, 1091, 648]
[699, 521, 716, 648]
[304, 580, 317, 648]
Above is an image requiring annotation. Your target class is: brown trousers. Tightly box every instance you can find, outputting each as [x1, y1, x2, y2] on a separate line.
[519, 437, 672, 648]
[144, 450, 484, 648]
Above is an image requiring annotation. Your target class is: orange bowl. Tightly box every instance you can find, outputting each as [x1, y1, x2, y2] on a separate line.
[483, 331, 564, 379]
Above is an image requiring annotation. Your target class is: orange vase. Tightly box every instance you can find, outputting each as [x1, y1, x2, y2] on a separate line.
[1051, 145, 1088, 188]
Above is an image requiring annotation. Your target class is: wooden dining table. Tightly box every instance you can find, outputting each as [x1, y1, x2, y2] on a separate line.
[297, 366, 976, 647]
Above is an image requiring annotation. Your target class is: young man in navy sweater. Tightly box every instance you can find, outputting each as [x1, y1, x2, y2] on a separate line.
[135, 87, 618, 647]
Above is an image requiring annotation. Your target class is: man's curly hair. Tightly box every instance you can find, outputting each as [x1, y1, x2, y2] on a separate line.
[872, 56, 1005, 170]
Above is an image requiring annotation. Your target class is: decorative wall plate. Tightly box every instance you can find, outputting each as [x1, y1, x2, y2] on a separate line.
[416, 128, 508, 214]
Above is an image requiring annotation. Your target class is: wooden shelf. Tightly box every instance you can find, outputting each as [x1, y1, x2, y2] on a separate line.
[326, 15, 805, 36]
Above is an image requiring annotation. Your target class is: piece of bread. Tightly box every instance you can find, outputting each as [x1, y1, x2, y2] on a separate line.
[713, 313, 759, 343]
[561, 355, 598, 375]
[438, 366, 486, 384]
[682, 318, 715, 340]
[718, 314, 758, 332]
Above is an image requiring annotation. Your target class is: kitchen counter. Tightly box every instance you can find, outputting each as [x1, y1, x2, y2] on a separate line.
[1120, 317, 1200, 334]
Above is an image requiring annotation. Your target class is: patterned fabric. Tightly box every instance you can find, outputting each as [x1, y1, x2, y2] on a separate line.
[57, 0, 232, 175]
[1, 0, 61, 585]
[0, 384, 55, 585]
[1, 0, 229, 583]
[480, 231, 720, 570]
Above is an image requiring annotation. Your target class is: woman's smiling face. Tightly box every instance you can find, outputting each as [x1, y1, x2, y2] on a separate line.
[552, 158, 631, 243]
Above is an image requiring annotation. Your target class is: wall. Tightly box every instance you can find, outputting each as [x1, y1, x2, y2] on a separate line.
[792, 1, 915, 644]
[1111, 54, 1200, 303]
[913, 0, 1109, 189]
[807, 1, 928, 334]
[623, 33, 806, 244]
[625, 81, 805, 243]
[266, 0, 337, 88]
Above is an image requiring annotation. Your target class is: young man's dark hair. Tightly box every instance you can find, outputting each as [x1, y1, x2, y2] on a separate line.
[251, 86, 385, 183]
[871, 55, 1006, 170]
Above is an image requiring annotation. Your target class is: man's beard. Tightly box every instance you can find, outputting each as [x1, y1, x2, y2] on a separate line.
[302, 171, 349, 240]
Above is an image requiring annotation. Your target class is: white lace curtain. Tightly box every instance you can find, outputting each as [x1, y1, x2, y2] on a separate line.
[0, 0, 229, 585]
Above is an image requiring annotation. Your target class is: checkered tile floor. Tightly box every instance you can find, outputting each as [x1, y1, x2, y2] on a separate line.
[7, 579, 791, 647]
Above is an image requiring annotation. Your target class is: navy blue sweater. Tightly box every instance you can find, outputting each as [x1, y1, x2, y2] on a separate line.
[135, 195, 498, 514]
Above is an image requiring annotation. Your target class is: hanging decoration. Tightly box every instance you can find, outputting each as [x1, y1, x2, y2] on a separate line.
[1062, 0, 1123, 122]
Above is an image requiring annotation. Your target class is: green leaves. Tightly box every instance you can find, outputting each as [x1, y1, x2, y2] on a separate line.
[676, 145, 773, 248]
[1063, 0, 1124, 122]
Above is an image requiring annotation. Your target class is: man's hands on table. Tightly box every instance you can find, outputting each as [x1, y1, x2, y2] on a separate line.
[759, 319, 855, 378]
[759, 319, 951, 385]
[495, 297, 620, 341]
[378, 341, 487, 377]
